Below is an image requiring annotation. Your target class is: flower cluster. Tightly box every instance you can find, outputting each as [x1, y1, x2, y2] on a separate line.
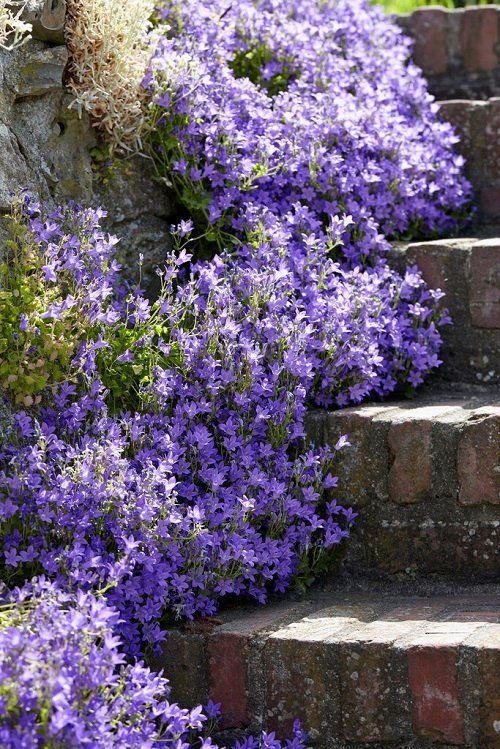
[0, 578, 308, 749]
[0, 0, 471, 739]
[1, 199, 359, 655]
[147, 0, 471, 265]
[0, 196, 120, 405]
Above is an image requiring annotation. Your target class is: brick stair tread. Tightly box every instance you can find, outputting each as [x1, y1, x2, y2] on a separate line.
[154, 584, 500, 747]
[305, 384, 499, 580]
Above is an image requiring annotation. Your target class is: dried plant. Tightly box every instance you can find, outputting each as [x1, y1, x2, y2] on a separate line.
[65, 0, 157, 152]
[0, 2, 32, 50]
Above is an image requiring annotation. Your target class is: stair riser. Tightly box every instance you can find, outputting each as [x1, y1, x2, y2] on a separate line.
[438, 98, 500, 221]
[390, 238, 500, 384]
[397, 7, 500, 101]
[151, 596, 500, 749]
[305, 400, 500, 581]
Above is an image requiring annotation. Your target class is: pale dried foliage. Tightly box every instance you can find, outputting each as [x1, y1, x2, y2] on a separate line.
[66, 0, 157, 152]
[0, 2, 32, 50]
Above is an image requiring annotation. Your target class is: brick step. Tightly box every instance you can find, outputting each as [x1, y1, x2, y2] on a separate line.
[153, 584, 500, 748]
[305, 385, 499, 581]
[389, 236, 500, 384]
[396, 6, 499, 101]
[437, 98, 499, 221]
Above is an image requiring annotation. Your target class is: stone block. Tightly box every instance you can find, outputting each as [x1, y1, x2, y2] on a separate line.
[460, 7, 499, 74]
[457, 410, 500, 506]
[15, 46, 68, 98]
[468, 240, 500, 330]
[22, 0, 66, 45]
[410, 8, 450, 76]
[387, 418, 432, 504]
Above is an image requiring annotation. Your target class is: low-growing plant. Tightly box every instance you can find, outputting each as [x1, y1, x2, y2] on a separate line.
[146, 0, 471, 269]
[0, 198, 119, 405]
[0, 578, 308, 749]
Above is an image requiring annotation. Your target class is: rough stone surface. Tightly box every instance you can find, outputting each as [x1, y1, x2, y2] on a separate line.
[390, 238, 500, 384]
[307, 386, 500, 581]
[153, 589, 500, 749]
[22, 0, 66, 45]
[0, 39, 174, 280]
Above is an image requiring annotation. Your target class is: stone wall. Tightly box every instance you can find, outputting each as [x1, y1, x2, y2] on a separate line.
[0, 0, 174, 286]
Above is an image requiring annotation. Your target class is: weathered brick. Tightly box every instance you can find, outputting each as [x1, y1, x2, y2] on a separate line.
[485, 99, 500, 184]
[438, 100, 490, 186]
[149, 629, 209, 707]
[368, 521, 499, 579]
[339, 620, 419, 743]
[468, 241, 500, 330]
[403, 623, 483, 745]
[408, 647, 464, 744]
[322, 405, 393, 506]
[457, 410, 500, 505]
[411, 8, 450, 76]
[387, 418, 432, 504]
[208, 605, 303, 728]
[460, 7, 499, 73]
[208, 631, 248, 727]
[263, 612, 361, 740]
[465, 625, 500, 748]
[481, 187, 500, 219]
[385, 602, 447, 622]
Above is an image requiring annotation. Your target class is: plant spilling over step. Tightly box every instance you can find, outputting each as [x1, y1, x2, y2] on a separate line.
[1, 0, 472, 740]
[145, 0, 471, 262]
[0, 578, 307, 749]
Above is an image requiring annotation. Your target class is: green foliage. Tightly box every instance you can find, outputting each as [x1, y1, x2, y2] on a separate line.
[374, 0, 494, 13]
[0, 204, 80, 406]
[230, 44, 297, 97]
[96, 304, 183, 413]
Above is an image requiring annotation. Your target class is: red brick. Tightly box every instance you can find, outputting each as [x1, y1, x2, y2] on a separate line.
[208, 632, 248, 727]
[207, 604, 303, 728]
[408, 646, 464, 744]
[385, 602, 446, 622]
[466, 625, 500, 748]
[445, 611, 500, 624]
[460, 8, 499, 73]
[457, 411, 500, 505]
[387, 418, 432, 504]
[468, 241, 500, 329]
[411, 9, 449, 76]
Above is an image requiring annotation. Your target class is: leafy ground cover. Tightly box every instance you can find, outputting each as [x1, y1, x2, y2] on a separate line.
[375, 0, 493, 13]
[0, 0, 472, 744]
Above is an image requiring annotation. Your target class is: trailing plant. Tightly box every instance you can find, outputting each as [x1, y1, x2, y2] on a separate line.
[0, 578, 307, 749]
[147, 0, 471, 267]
